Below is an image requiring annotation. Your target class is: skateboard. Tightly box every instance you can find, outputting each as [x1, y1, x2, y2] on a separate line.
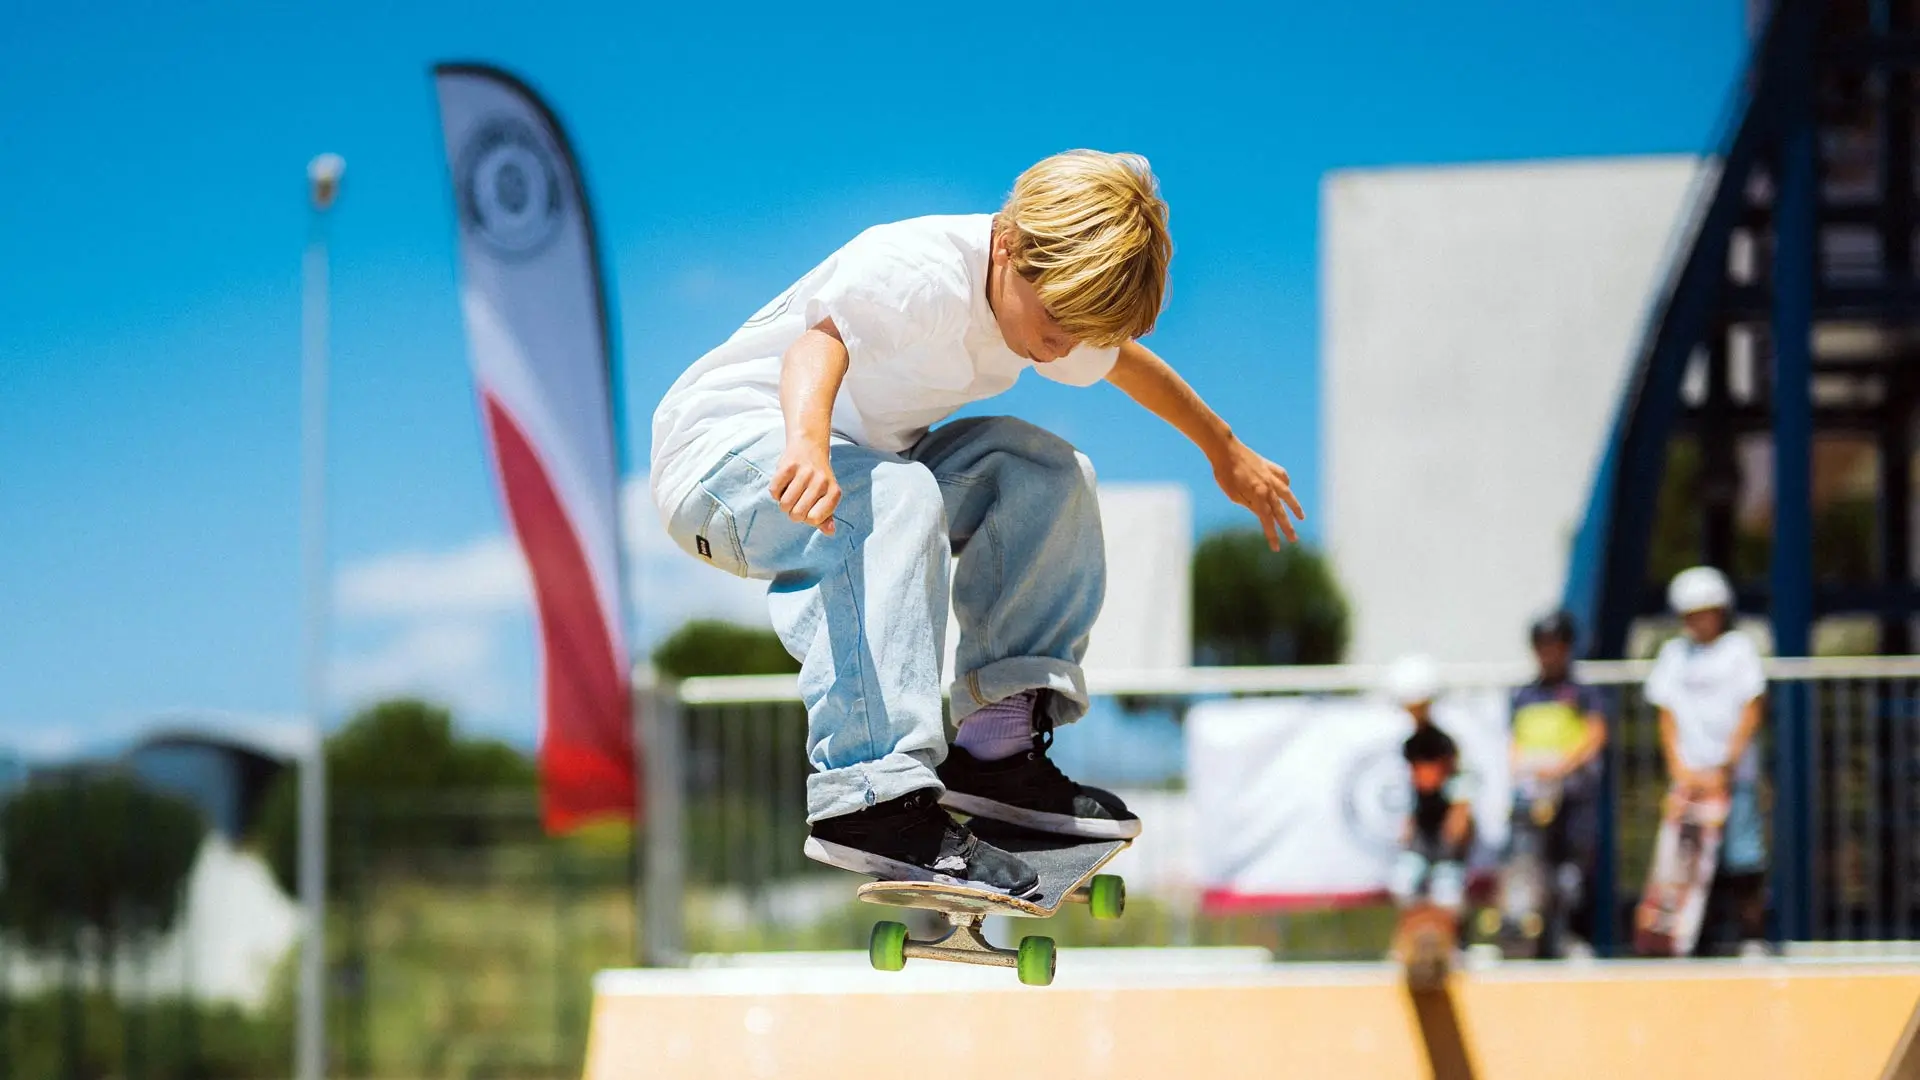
[1393, 902, 1459, 992]
[856, 820, 1129, 987]
[1487, 763, 1565, 958]
[1633, 788, 1730, 957]
[1397, 903, 1479, 1078]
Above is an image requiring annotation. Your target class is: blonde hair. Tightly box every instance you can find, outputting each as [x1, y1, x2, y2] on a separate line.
[999, 150, 1171, 347]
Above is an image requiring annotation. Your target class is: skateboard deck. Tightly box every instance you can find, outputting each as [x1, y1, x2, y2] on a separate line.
[1634, 789, 1729, 957]
[1491, 772, 1563, 957]
[1393, 902, 1458, 992]
[857, 820, 1130, 986]
[858, 822, 1127, 917]
[1396, 903, 1478, 1078]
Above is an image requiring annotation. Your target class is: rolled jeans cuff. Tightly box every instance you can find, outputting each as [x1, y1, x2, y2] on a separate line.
[804, 750, 942, 823]
[950, 657, 1090, 727]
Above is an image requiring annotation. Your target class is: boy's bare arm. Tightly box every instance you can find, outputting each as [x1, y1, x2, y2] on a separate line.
[1657, 706, 1694, 795]
[773, 318, 850, 535]
[1106, 341, 1305, 549]
[1718, 694, 1765, 786]
[1556, 714, 1609, 777]
[1442, 801, 1472, 847]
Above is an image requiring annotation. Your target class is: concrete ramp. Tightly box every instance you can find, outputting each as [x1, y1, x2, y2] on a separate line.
[584, 951, 1920, 1080]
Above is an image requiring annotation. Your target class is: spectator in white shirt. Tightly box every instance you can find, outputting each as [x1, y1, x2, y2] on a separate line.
[1644, 565, 1769, 955]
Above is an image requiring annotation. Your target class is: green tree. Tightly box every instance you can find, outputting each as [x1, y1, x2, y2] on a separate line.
[1191, 527, 1351, 665]
[652, 619, 799, 679]
[251, 698, 537, 896]
[320, 698, 534, 793]
[0, 773, 205, 986]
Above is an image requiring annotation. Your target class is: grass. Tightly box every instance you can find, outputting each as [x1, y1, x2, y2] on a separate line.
[0, 984, 286, 1080]
[331, 861, 632, 1079]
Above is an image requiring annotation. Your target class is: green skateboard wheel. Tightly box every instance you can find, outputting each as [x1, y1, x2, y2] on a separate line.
[1017, 936, 1056, 987]
[1088, 874, 1126, 920]
[869, 921, 908, 972]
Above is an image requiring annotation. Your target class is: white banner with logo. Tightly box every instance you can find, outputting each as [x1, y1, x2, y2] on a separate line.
[1187, 691, 1513, 911]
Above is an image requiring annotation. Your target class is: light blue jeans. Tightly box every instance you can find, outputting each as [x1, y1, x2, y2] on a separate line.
[662, 416, 1105, 821]
[1721, 776, 1767, 874]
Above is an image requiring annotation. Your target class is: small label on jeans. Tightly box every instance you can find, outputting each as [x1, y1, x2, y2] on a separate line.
[695, 536, 712, 558]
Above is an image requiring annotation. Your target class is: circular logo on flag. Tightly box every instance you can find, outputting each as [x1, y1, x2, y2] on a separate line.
[1340, 744, 1412, 856]
[455, 117, 565, 259]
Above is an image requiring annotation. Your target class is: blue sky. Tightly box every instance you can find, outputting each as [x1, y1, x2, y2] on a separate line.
[0, 1, 1747, 756]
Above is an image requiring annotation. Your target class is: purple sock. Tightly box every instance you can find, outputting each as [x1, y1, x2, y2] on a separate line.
[954, 691, 1037, 761]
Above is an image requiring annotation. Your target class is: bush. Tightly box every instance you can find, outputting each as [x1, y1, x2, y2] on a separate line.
[651, 620, 798, 680]
[0, 989, 286, 1080]
[250, 698, 537, 898]
[1192, 528, 1351, 665]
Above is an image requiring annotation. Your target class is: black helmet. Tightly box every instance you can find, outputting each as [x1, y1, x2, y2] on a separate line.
[1529, 609, 1577, 645]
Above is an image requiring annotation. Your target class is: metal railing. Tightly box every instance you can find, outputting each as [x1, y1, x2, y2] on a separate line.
[639, 656, 1920, 962]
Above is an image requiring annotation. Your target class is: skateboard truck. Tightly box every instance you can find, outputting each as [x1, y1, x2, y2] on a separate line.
[865, 872, 1125, 987]
[869, 914, 1056, 985]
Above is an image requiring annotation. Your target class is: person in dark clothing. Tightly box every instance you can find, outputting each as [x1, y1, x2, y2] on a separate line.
[1385, 654, 1476, 912]
[1504, 610, 1609, 956]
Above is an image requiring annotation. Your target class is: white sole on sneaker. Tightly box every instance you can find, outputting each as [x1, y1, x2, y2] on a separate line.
[801, 837, 1041, 899]
[937, 791, 1143, 840]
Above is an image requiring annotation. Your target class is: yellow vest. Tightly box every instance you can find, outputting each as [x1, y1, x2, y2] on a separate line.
[1511, 699, 1587, 755]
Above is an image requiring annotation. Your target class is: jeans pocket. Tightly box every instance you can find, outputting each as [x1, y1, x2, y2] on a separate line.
[668, 484, 750, 578]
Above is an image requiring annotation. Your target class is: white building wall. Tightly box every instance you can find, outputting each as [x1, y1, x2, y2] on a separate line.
[1322, 156, 1705, 665]
[942, 482, 1192, 681]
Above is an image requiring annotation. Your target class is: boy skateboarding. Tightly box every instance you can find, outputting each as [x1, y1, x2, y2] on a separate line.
[650, 150, 1304, 899]
[1638, 566, 1769, 956]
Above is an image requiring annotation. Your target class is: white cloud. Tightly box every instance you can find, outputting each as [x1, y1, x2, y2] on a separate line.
[3, 723, 103, 762]
[0, 709, 318, 766]
[328, 473, 775, 723]
[331, 618, 514, 719]
[334, 535, 530, 618]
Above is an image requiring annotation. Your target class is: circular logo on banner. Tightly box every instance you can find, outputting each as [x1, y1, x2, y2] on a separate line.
[455, 117, 565, 259]
[1340, 743, 1413, 857]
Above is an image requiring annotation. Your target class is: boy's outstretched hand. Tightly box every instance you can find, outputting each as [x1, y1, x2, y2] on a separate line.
[1105, 341, 1306, 550]
[1211, 440, 1305, 550]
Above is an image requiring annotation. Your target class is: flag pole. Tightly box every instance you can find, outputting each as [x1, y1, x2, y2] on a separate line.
[298, 151, 343, 1080]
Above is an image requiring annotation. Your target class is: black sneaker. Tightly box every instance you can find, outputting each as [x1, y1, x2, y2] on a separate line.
[802, 789, 1041, 898]
[937, 693, 1142, 840]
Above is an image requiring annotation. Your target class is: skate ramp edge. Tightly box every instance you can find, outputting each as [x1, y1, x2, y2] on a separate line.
[582, 951, 1920, 1080]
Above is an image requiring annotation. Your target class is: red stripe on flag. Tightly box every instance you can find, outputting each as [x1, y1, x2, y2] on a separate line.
[482, 392, 637, 833]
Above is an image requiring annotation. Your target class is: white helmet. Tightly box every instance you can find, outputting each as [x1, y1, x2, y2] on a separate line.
[1384, 654, 1443, 706]
[1668, 566, 1734, 615]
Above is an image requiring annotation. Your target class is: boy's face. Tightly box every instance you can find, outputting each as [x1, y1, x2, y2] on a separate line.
[988, 239, 1082, 364]
[1682, 608, 1727, 643]
[1532, 637, 1571, 680]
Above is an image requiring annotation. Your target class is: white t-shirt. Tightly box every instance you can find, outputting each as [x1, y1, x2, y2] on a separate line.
[1643, 630, 1768, 781]
[648, 214, 1120, 515]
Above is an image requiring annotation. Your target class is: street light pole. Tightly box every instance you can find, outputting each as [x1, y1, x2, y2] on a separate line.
[299, 151, 343, 1080]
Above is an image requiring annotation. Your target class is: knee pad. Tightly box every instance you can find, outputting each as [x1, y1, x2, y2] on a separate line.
[1389, 850, 1429, 904]
[1429, 861, 1467, 910]
[1555, 863, 1584, 905]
